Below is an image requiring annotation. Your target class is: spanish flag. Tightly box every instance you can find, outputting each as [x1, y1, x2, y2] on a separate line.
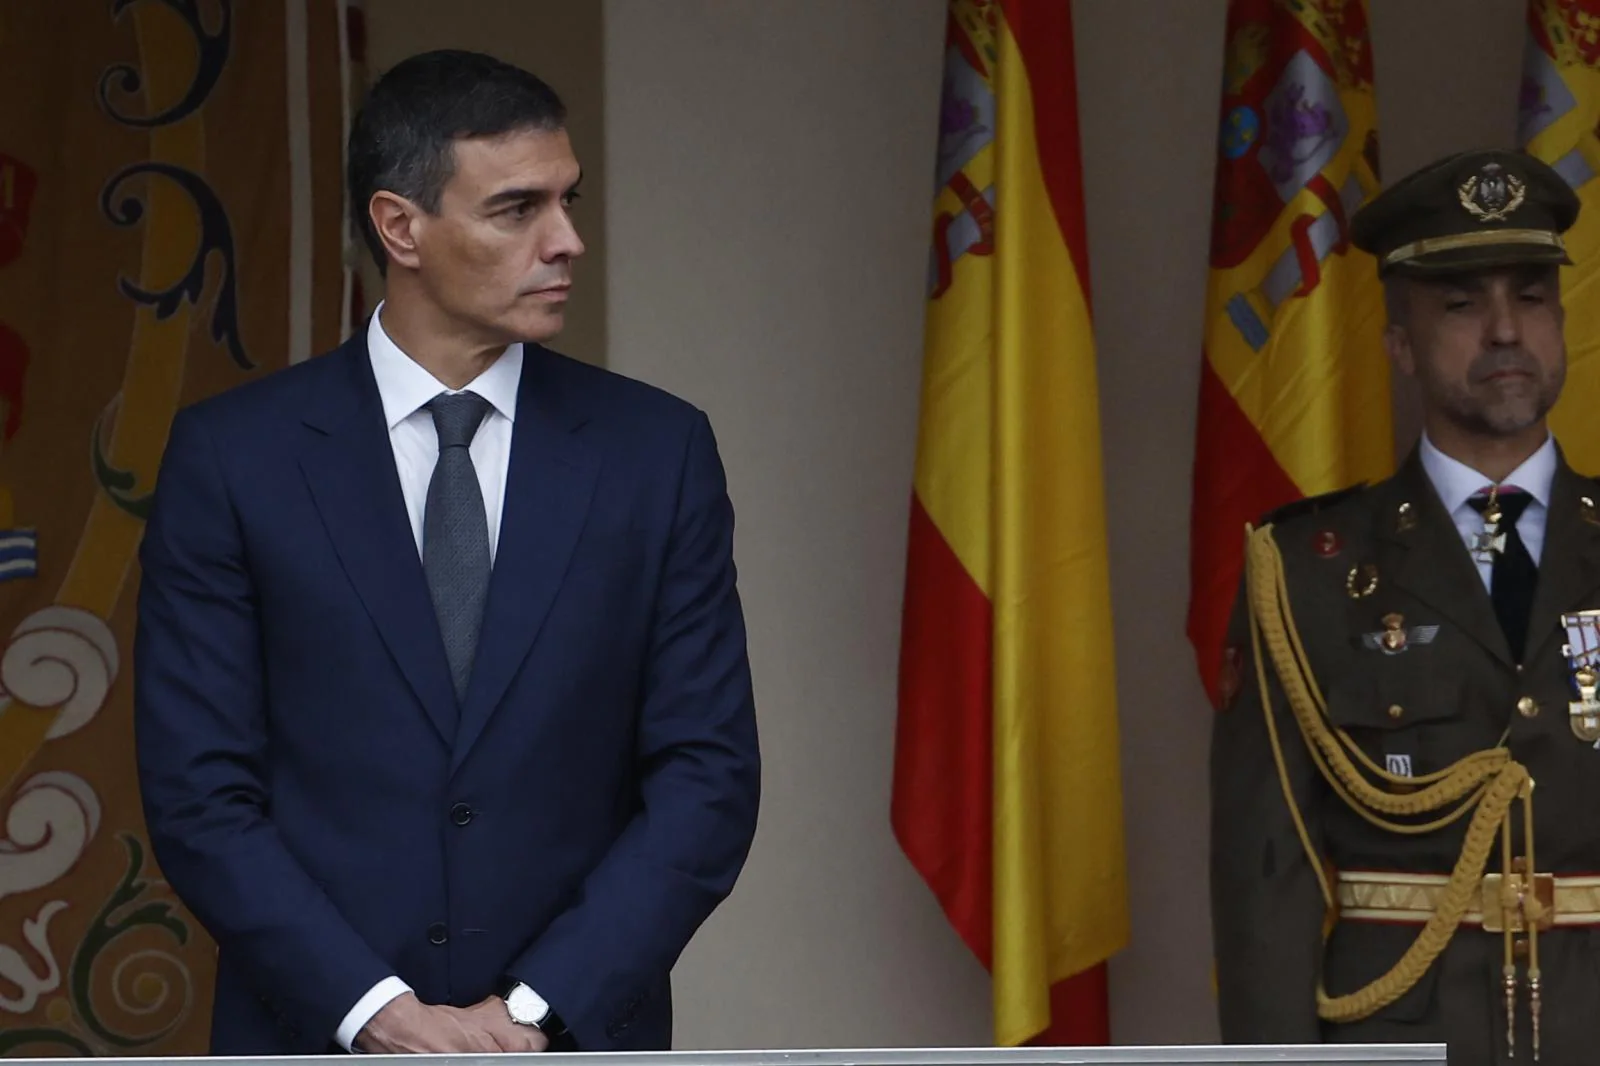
[1521, 0, 1600, 468]
[1187, 0, 1392, 707]
[891, 0, 1128, 1046]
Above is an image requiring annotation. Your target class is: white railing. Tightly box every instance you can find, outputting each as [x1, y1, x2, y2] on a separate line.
[2, 1046, 1447, 1066]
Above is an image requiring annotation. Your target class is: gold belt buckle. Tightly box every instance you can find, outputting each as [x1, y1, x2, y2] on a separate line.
[1481, 867, 1555, 932]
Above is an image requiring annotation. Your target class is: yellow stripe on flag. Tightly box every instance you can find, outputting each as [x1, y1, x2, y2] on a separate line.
[989, 16, 1128, 1048]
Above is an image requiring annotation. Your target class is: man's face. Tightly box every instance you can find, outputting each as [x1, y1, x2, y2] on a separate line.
[409, 127, 584, 346]
[1386, 264, 1567, 438]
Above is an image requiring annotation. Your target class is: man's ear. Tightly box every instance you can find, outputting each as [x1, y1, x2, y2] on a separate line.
[369, 191, 423, 272]
[1384, 322, 1415, 379]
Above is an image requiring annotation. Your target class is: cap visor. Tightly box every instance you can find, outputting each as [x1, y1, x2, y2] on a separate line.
[1385, 242, 1572, 277]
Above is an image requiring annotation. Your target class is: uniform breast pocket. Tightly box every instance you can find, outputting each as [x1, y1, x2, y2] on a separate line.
[1324, 668, 1470, 784]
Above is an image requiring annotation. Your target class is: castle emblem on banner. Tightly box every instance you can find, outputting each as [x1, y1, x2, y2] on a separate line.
[1518, 0, 1600, 188]
[928, 0, 998, 299]
[1208, 0, 1381, 351]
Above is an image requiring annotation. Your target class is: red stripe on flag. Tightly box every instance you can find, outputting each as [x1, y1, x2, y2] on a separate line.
[892, 494, 994, 966]
[1026, 966, 1111, 1046]
[997, 0, 1092, 307]
[1186, 355, 1300, 705]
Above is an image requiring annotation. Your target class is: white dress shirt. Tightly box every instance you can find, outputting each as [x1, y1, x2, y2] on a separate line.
[334, 304, 524, 1050]
[367, 301, 520, 562]
[1418, 431, 1556, 592]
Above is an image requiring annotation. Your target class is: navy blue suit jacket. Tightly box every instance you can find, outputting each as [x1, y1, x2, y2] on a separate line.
[133, 331, 760, 1054]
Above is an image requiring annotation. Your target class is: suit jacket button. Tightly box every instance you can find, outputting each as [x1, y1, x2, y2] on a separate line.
[1518, 696, 1539, 718]
[427, 922, 448, 945]
[450, 802, 473, 826]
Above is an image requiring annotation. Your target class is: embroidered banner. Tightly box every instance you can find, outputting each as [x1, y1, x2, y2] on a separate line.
[1520, 0, 1600, 468]
[0, 1, 362, 1053]
[1187, 0, 1393, 706]
[893, 0, 1128, 1045]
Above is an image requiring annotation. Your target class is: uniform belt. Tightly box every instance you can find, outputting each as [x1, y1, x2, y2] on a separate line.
[1337, 869, 1600, 931]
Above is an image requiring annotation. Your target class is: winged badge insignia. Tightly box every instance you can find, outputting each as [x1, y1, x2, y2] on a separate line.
[1362, 624, 1440, 655]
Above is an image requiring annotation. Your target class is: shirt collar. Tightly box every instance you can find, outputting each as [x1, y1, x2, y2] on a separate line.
[367, 300, 522, 431]
[1419, 430, 1557, 514]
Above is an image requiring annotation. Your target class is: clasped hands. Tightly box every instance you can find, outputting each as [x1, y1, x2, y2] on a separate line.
[356, 991, 551, 1054]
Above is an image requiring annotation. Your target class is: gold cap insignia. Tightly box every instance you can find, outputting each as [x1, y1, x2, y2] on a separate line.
[1459, 163, 1526, 224]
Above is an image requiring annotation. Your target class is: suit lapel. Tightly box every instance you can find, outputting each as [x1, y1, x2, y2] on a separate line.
[297, 337, 459, 745]
[1524, 459, 1600, 666]
[450, 346, 600, 773]
[1379, 450, 1514, 668]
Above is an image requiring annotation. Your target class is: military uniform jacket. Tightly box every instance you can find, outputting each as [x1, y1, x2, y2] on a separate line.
[1210, 445, 1600, 1065]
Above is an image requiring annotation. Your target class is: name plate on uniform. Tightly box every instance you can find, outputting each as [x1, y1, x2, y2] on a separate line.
[1561, 609, 1600, 743]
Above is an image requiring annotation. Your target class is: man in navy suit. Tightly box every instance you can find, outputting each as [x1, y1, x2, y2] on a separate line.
[133, 49, 760, 1055]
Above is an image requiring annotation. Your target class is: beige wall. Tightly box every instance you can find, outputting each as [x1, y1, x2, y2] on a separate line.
[369, 0, 1531, 1050]
[363, 0, 607, 365]
[603, 0, 976, 1048]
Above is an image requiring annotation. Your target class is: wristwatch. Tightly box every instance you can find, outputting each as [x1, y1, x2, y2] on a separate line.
[501, 982, 551, 1028]
[497, 979, 573, 1048]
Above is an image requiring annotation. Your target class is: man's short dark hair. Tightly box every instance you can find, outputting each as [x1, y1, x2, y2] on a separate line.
[347, 49, 566, 273]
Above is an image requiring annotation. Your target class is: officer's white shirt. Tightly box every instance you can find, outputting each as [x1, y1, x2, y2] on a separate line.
[1420, 431, 1557, 592]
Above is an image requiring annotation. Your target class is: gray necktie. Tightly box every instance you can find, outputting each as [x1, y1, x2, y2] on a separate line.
[423, 392, 493, 712]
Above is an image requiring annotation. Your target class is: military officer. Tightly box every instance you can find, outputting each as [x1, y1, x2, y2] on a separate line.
[1210, 148, 1600, 1066]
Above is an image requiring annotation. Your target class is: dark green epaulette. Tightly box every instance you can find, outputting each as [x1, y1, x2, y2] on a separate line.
[1259, 483, 1367, 528]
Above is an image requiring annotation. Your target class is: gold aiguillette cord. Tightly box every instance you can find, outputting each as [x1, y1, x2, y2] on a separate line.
[1501, 779, 1544, 1060]
[1502, 811, 1516, 1058]
[1526, 781, 1542, 1062]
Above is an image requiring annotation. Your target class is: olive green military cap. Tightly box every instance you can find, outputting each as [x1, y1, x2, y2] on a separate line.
[1350, 148, 1580, 278]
